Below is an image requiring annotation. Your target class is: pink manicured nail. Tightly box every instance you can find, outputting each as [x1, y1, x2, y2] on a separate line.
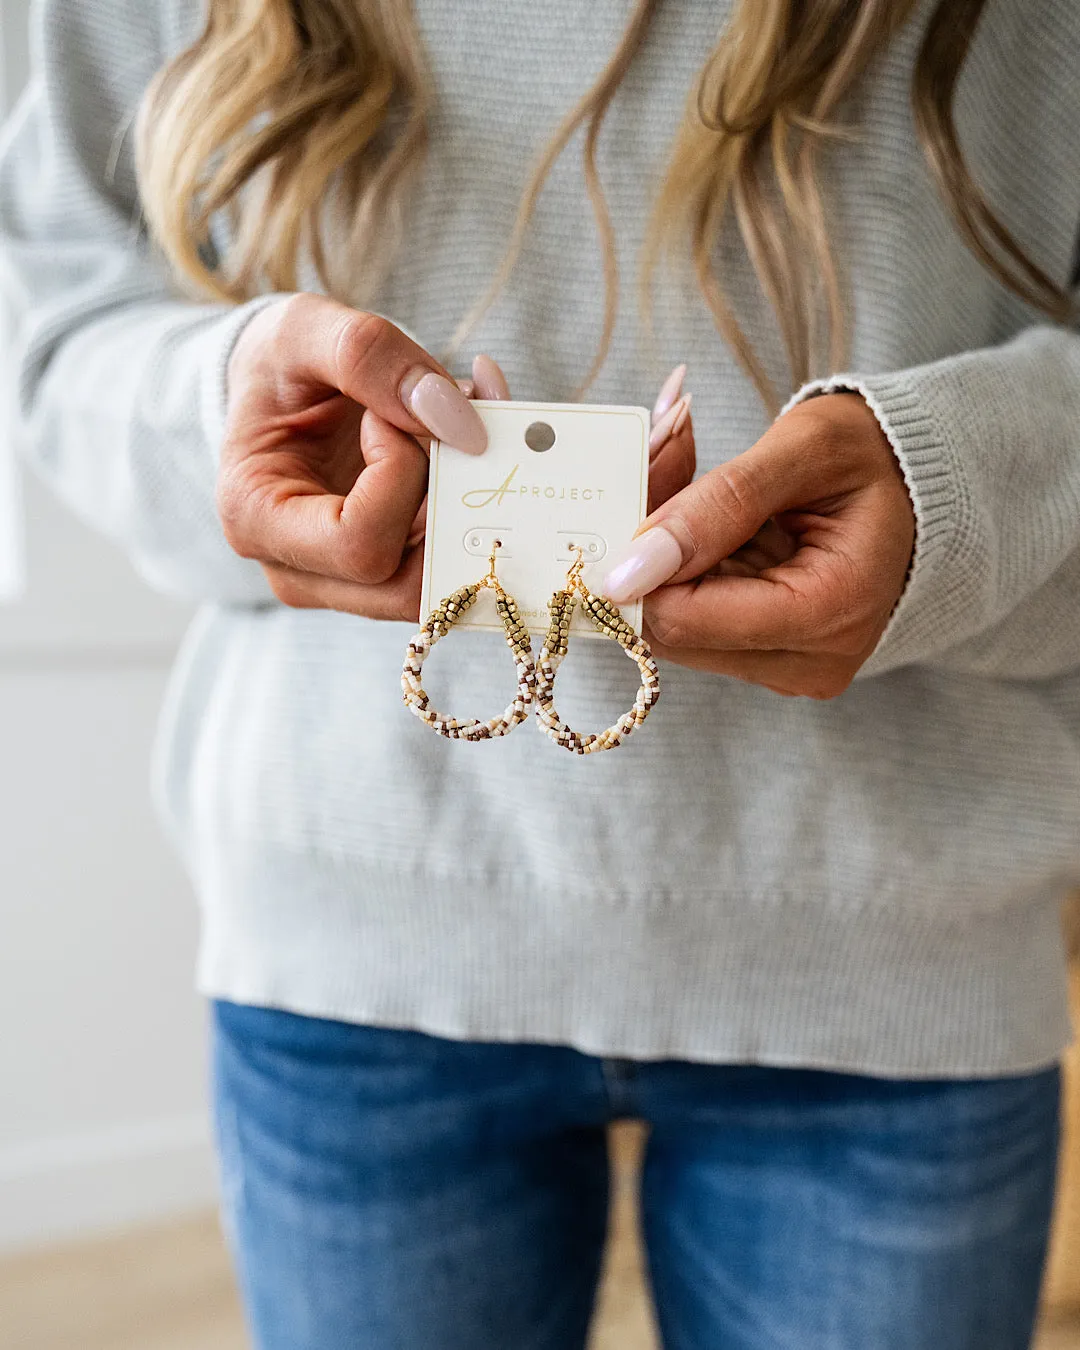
[401, 369, 487, 455]
[649, 393, 692, 453]
[652, 363, 687, 425]
[472, 353, 511, 401]
[601, 525, 684, 604]
[456, 378, 476, 398]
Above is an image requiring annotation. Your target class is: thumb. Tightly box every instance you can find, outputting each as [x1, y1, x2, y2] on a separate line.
[599, 455, 777, 605]
[599, 412, 836, 605]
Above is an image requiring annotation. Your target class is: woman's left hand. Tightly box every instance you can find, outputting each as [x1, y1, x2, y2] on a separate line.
[601, 393, 916, 699]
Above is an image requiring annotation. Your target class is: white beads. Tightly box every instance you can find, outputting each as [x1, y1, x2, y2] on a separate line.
[402, 582, 536, 740]
[533, 588, 661, 755]
[401, 549, 660, 753]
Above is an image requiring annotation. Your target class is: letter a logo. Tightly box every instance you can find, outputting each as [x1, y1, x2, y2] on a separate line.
[462, 465, 520, 509]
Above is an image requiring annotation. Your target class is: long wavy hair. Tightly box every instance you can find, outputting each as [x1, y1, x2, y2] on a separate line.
[137, 0, 1073, 411]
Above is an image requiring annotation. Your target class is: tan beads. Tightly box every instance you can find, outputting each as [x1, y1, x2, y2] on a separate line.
[534, 579, 661, 755]
[402, 580, 536, 740]
[402, 544, 659, 752]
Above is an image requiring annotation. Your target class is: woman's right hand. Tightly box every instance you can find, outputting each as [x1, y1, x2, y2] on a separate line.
[218, 293, 498, 621]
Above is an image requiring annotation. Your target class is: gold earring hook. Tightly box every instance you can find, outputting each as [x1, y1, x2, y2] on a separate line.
[565, 545, 586, 593]
[483, 540, 503, 589]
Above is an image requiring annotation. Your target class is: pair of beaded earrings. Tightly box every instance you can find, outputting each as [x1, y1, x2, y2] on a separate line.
[402, 543, 660, 754]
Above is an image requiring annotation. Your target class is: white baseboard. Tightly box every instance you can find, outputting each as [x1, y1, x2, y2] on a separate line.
[0, 1113, 218, 1254]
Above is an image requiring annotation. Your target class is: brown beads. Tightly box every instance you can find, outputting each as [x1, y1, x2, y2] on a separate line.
[402, 581, 536, 740]
[403, 545, 660, 753]
[535, 586, 661, 755]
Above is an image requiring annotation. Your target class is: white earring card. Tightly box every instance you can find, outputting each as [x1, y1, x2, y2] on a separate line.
[420, 401, 650, 639]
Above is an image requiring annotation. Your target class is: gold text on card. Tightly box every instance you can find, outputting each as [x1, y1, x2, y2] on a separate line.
[462, 466, 606, 509]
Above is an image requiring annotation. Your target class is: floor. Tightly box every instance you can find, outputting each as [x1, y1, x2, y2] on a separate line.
[2, 1124, 1078, 1350]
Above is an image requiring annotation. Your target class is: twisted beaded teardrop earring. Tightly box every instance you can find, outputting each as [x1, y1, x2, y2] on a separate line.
[402, 542, 536, 740]
[535, 548, 661, 754]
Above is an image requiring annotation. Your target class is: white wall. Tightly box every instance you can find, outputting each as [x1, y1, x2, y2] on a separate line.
[0, 3, 217, 1252]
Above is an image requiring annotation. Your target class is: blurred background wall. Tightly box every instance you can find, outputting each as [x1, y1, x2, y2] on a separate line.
[0, 0, 216, 1253]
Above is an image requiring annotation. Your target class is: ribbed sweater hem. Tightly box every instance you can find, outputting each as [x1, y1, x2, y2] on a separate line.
[194, 844, 1072, 1080]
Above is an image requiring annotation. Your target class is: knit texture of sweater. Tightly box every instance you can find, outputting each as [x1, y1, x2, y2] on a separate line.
[4, 0, 1080, 1075]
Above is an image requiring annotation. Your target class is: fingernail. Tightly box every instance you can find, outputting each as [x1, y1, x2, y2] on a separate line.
[472, 353, 511, 401]
[652, 363, 687, 425]
[670, 396, 692, 438]
[401, 369, 487, 455]
[601, 525, 684, 604]
[456, 377, 476, 398]
[649, 393, 692, 453]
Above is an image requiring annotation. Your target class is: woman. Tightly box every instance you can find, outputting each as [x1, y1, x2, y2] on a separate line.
[2, 0, 1078, 1346]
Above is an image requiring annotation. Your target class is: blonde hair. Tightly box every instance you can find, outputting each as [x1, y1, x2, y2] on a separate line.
[137, 0, 1073, 412]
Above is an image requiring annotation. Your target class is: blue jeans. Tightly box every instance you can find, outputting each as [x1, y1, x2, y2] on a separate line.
[212, 1000, 1060, 1350]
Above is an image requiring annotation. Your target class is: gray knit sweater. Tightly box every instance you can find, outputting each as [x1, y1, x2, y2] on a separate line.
[4, 0, 1080, 1076]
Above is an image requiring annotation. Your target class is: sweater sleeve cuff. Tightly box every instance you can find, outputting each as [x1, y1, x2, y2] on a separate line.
[198, 294, 290, 462]
[781, 371, 959, 679]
